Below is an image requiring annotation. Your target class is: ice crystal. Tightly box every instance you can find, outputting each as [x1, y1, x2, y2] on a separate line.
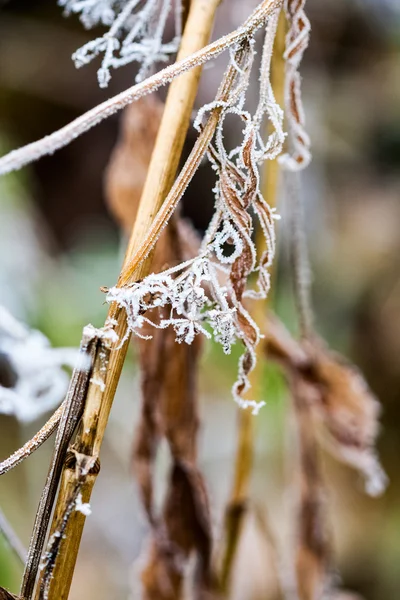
[75, 492, 92, 516]
[59, 0, 182, 87]
[0, 306, 77, 423]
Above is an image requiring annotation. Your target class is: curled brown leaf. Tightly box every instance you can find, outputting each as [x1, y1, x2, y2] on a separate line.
[263, 313, 387, 496]
[106, 100, 213, 598]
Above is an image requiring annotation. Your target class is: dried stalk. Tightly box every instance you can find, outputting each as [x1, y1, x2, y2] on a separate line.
[32, 1, 223, 598]
[21, 329, 99, 600]
[219, 10, 286, 592]
[0, 0, 282, 177]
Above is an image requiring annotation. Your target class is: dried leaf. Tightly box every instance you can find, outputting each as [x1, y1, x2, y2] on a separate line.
[107, 107, 213, 596]
[134, 218, 214, 598]
[263, 313, 387, 496]
[105, 95, 164, 233]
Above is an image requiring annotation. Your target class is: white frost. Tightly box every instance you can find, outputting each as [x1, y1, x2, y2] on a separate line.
[0, 305, 78, 423]
[75, 492, 92, 516]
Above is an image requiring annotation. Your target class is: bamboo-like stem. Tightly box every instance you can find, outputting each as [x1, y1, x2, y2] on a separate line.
[219, 11, 286, 592]
[0, 0, 282, 177]
[33, 2, 221, 598]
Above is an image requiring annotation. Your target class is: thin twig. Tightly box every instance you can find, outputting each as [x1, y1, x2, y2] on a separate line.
[0, 406, 62, 476]
[0, 507, 27, 566]
[0, 0, 282, 177]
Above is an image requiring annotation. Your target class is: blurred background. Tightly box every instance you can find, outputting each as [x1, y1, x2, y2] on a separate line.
[0, 0, 399, 598]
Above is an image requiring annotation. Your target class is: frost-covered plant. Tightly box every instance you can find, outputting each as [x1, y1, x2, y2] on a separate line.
[0, 306, 77, 423]
[279, 0, 311, 170]
[59, 0, 182, 87]
[107, 11, 285, 414]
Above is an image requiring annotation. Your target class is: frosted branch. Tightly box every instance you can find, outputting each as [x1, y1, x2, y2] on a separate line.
[0, 0, 283, 177]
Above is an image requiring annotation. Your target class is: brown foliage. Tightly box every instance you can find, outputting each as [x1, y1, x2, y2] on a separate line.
[134, 219, 214, 599]
[263, 313, 387, 495]
[105, 97, 214, 599]
[105, 96, 164, 233]
[262, 313, 387, 598]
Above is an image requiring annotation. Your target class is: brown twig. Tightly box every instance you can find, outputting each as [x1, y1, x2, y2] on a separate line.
[0, 406, 62, 476]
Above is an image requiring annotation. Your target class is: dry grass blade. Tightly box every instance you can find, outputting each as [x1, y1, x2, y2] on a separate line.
[0, 406, 63, 476]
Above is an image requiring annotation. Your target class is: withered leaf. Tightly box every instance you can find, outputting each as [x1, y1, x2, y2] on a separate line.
[263, 313, 387, 496]
[105, 95, 164, 233]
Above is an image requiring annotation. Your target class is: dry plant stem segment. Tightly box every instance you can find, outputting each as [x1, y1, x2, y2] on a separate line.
[0, 507, 27, 565]
[0, 406, 63, 476]
[33, 2, 221, 598]
[219, 10, 286, 591]
[21, 330, 99, 600]
[0, 0, 283, 177]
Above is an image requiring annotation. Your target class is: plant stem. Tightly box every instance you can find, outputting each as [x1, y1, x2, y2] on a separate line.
[0, 0, 282, 177]
[33, 1, 221, 598]
[219, 10, 286, 592]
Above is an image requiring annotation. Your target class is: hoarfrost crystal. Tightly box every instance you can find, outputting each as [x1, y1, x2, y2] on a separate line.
[59, 0, 182, 87]
[0, 306, 77, 423]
